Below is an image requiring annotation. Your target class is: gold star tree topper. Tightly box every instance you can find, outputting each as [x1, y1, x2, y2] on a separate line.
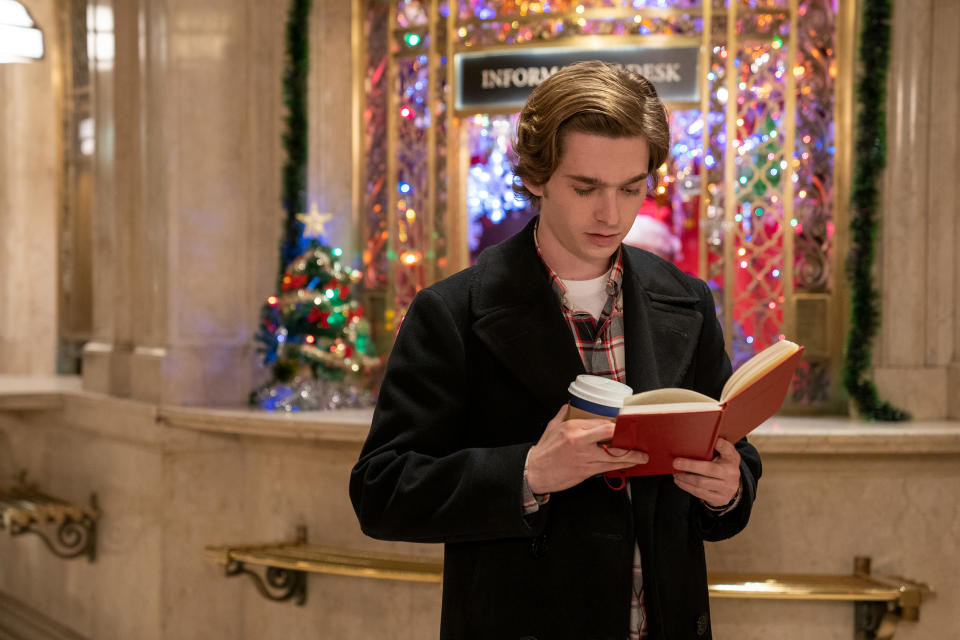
[296, 204, 334, 239]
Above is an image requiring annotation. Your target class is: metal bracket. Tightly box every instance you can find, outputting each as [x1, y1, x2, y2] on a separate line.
[854, 601, 898, 640]
[851, 556, 927, 640]
[7, 495, 98, 562]
[1, 472, 99, 562]
[219, 525, 309, 605]
[224, 558, 307, 606]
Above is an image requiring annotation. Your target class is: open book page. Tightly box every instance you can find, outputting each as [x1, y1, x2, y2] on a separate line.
[622, 387, 716, 407]
[619, 402, 720, 414]
[720, 340, 800, 402]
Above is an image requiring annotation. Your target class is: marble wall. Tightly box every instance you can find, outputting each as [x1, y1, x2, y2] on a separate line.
[875, 0, 960, 419]
[0, 398, 957, 639]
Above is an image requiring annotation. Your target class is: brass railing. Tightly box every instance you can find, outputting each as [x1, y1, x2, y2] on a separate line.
[206, 528, 931, 639]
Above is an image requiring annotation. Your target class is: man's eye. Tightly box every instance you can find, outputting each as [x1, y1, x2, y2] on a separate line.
[574, 188, 594, 196]
[622, 188, 642, 196]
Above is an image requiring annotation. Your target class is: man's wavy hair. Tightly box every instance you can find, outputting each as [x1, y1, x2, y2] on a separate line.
[511, 61, 670, 211]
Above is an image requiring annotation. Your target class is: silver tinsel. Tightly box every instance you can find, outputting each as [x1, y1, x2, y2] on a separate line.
[254, 377, 375, 412]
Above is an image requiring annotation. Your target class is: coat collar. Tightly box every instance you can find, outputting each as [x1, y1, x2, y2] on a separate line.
[469, 217, 704, 412]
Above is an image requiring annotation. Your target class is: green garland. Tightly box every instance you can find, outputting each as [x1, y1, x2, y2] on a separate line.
[278, 0, 313, 287]
[841, 0, 909, 421]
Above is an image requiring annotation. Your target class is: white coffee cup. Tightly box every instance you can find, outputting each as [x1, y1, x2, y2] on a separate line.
[567, 374, 633, 421]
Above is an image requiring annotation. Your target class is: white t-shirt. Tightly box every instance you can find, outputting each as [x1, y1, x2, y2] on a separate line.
[559, 271, 610, 321]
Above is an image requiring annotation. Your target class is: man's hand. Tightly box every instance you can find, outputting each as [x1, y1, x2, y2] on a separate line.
[672, 438, 741, 507]
[526, 405, 649, 494]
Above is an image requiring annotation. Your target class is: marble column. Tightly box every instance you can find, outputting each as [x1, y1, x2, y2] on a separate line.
[0, 0, 59, 375]
[875, 0, 960, 419]
[82, 0, 295, 406]
[82, 0, 134, 395]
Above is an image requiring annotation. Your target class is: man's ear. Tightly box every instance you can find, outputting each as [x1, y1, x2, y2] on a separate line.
[526, 181, 544, 197]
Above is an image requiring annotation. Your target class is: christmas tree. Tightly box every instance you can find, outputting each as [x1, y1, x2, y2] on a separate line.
[251, 224, 380, 411]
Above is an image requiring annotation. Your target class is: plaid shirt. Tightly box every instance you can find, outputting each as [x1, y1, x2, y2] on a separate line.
[527, 224, 648, 639]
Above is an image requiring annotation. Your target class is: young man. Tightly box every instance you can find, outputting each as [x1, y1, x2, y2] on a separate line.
[350, 61, 761, 640]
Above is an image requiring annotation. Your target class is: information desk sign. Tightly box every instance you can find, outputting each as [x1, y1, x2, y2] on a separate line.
[454, 45, 700, 114]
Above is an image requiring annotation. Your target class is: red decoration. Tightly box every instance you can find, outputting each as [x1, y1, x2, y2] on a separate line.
[283, 274, 307, 291]
[308, 307, 331, 327]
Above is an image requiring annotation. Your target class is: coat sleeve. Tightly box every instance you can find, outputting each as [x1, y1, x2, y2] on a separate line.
[687, 278, 763, 542]
[349, 288, 546, 544]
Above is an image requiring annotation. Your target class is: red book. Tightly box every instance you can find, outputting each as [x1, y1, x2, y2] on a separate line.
[605, 341, 804, 479]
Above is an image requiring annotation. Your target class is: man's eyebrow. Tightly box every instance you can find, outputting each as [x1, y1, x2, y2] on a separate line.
[564, 173, 648, 186]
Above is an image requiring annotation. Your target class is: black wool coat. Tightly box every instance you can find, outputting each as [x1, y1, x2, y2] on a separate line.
[350, 219, 761, 640]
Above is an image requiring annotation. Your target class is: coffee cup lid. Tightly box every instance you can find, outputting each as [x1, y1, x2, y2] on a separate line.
[568, 374, 633, 408]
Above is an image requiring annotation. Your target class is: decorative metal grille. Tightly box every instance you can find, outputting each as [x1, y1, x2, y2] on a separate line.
[362, 0, 844, 409]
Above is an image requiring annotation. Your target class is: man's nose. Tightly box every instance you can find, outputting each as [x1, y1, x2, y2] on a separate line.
[595, 189, 618, 224]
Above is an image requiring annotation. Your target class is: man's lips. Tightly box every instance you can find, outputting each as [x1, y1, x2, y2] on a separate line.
[586, 232, 620, 244]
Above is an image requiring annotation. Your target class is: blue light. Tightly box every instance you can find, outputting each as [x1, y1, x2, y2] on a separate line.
[772, 269, 781, 278]
[746, 336, 754, 344]
[399, 182, 411, 194]
[333, 247, 343, 257]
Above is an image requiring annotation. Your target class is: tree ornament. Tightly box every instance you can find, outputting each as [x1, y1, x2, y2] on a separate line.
[296, 203, 334, 240]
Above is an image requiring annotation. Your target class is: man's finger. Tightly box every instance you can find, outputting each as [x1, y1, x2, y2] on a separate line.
[570, 420, 616, 442]
[714, 438, 738, 458]
[673, 472, 725, 493]
[672, 457, 725, 477]
[673, 475, 726, 502]
[601, 457, 648, 471]
[597, 450, 648, 465]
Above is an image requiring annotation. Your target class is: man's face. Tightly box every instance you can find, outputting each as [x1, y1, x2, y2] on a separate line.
[528, 131, 651, 280]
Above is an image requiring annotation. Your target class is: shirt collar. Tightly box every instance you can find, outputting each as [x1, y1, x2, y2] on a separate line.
[533, 219, 624, 302]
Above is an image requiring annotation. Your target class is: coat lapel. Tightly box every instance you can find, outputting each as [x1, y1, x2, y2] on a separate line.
[470, 219, 584, 412]
[621, 249, 704, 394]
[473, 298, 585, 412]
